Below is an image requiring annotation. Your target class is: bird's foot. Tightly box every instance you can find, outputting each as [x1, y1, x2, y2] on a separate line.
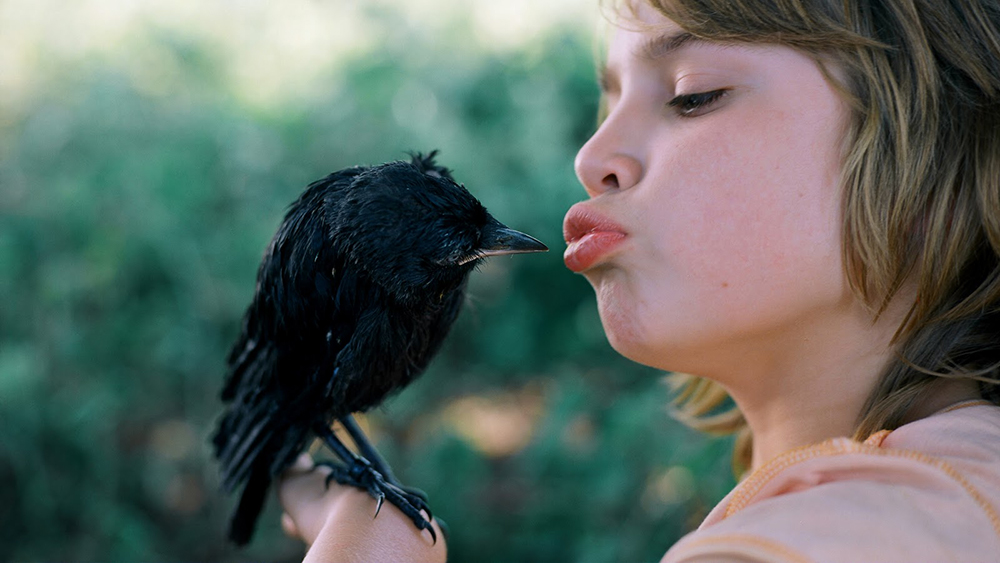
[316, 458, 437, 543]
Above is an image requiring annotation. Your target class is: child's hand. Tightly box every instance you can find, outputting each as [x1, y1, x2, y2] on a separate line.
[278, 454, 447, 563]
[278, 454, 342, 544]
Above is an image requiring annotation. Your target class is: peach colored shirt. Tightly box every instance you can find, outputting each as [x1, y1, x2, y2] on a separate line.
[662, 401, 1000, 563]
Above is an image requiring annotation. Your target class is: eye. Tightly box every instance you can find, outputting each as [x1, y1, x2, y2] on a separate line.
[667, 89, 728, 117]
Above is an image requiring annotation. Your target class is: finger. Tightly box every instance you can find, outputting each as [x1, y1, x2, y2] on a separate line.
[284, 453, 315, 476]
[278, 463, 328, 509]
[278, 459, 347, 546]
[281, 512, 301, 540]
[278, 454, 329, 503]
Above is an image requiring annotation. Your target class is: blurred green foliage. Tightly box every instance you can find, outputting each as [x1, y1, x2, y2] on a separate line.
[0, 5, 733, 561]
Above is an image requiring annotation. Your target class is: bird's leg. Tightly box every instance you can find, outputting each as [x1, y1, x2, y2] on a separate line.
[312, 423, 437, 543]
[318, 421, 431, 513]
[338, 415, 398, 483]
[337, 416, 448, 537]
[338, 415, 433, 501]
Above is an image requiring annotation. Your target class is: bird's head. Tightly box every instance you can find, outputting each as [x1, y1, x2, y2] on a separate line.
[329, 151, 547, 302]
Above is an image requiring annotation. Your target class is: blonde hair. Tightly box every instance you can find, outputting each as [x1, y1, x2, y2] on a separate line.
[608, 0, 1000, 473]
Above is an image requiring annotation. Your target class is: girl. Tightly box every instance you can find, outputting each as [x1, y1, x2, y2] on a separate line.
[279, 0, 1000, 560]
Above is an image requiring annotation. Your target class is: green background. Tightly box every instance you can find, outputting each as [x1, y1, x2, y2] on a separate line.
[0, 2, 734, 560]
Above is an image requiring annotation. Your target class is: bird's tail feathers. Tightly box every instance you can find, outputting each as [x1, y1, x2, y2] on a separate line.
[220, 422, 313, 545]
[221, 335, 271, 402]
[216, 406, 275, 493]
[228, 464, 271, 547]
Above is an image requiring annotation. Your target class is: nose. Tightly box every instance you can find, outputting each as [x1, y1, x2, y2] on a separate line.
[574, 113, 643, 199]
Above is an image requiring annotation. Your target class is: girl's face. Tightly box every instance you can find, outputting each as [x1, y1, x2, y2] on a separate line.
[566, 6, 854, 377]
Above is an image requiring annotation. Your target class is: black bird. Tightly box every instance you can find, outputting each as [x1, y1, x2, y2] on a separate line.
[212, 151, 547, 546]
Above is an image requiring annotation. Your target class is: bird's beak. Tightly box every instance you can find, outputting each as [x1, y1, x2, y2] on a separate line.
[470, 218, 548, 263]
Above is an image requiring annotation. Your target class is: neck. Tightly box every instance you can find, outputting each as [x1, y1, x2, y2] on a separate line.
[721, 316, 983, 472]
[730, 327, 892, 472]
[697, 294, 904, 472]
[738, 377, 982, 472]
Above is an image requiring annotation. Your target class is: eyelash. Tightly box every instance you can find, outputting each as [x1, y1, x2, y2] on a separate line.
[667, 89, 728, 116]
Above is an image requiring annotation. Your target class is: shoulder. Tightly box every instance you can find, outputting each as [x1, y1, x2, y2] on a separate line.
[663, 404, 1000, 563]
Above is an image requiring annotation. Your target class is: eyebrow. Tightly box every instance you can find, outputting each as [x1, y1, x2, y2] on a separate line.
[598, 32, 705, 93]
[637, 31, 701, 60]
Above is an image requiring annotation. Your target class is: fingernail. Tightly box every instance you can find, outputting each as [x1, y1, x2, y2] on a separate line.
[295, 453, 313, 468]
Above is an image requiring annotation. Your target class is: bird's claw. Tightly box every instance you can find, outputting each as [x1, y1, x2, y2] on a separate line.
[317, 459, 437, 544]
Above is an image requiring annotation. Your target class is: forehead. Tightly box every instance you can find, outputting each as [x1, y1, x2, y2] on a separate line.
[601, 6, 806, 89]
[604, 5, 709, 76]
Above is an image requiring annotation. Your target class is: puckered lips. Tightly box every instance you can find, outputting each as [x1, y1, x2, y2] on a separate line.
[563, 203, 628, 273]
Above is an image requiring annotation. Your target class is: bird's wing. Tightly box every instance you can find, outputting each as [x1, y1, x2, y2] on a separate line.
[219, 167, 361, 401]
[214, 167, 363, 490]
[329, 278, 468, 414]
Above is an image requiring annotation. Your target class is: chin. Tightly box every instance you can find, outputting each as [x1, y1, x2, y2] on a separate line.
[602, 325, 669, 370]
[592, 274, 655, 364]
[588, 267, 695, 370]
[593, 290, 709, 374]
[604, 326, 706, 375]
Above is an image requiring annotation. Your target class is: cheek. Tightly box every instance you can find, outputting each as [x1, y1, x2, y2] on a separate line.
[654, 102, 845, 285]
[617, 96, 849, 363]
